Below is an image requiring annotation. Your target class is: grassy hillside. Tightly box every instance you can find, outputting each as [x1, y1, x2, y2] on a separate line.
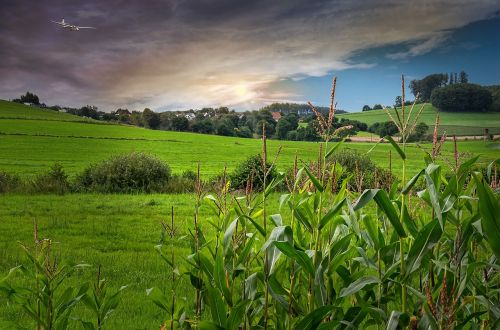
[0, 100, 498, 178]
[337, 103, 500, 136]
[0, 100, 99, 123]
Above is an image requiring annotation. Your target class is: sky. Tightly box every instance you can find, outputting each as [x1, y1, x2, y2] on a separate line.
[1, 0, 500, 112]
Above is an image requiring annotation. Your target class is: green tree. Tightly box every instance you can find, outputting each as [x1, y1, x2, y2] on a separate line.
[368, 121, 398, 137]
[255, 119, 275, 137]
[171, 116, 189, 131]
[459, 70, 469, 83]
[130, 111, 144, 127]
[143, 108, 160, 129]
[275, 116, 296, 140]
[191, 119, 215, 134]
[362, 105, 372, 111]
[235, 126, 253, 138]
[283, 113, 299, 130]
[410, 73, 448, 101]
[395, 96, 402, 107]
[407, 122, 429, 142]
[296, 122, 320, 141]
[373, 104, 383, 110]
[485, 85, 500, 112]
[431, 83, 493, 112]
[14, 91, 40, 105]
[215, 121, 234, 136]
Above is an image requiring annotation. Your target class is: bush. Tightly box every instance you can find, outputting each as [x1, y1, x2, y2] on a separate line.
[368, 121, 399, 137]
[30, 163, 70, 194]
[76, 152, 171, 193]
[230, 154, 277, 190]
[235, 126, 253, 138]
[163, 175, 196, 193]
[328, 149, 396, 191]
[0, 171, 21, 193]
[286, 130, 298, 141]
[407, 122, 429, 142]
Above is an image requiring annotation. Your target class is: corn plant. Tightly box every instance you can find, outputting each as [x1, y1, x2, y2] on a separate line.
[0, 222, 89, 330]
[79, 265, 127, 330]
[147, 206, 188, 329]
[142, 76, 500, 329]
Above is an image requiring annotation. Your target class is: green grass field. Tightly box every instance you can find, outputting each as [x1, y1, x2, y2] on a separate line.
[0, 100, 499, 328]
[0, 101, 498, 178]
[0, 193, 222, 328]
[337, 103, 500, 136]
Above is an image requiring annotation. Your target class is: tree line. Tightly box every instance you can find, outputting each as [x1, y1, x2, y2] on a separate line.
[409, 71, 498, 112]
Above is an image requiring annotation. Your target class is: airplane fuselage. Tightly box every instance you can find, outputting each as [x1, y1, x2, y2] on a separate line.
[52, 19, 93, 31]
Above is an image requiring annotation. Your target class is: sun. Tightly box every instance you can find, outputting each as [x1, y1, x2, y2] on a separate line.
[235, 84, 249, 98]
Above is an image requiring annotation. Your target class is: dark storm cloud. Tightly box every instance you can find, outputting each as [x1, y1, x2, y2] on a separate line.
[1, 0, 499, 110]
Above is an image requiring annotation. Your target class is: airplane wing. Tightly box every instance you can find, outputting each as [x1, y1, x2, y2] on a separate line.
[51, 20, 64, 25]
[76, 26, 96, 29]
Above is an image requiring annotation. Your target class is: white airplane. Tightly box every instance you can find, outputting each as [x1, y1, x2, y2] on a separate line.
[51, 18, 95, 31]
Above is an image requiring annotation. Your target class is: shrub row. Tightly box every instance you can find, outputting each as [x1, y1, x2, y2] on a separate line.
[0, 151, 402, 194]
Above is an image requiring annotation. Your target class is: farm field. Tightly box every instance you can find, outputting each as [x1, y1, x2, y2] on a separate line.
[0, 101, 498, 178]
[0, 100, 499, 329]
[0, 193, 232, 329]
[337, 103, 500, 136]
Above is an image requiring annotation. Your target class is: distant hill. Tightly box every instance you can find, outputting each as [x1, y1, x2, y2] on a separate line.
[261, 102, 347, 116]
[0, 99, 98, 123]
[337, 103, 500, 136]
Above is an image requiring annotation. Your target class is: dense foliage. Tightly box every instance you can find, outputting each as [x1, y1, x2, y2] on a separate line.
[12, 91, 40, 105]
[229, 154, 277, 190]
[368, 121, 399, 137]
[30, 163, 70, 194]
[485, 85, 500, 112]
[76, 152, 171, 193]
[431, 83, 493, 112]
[0, 171, 20, 193]
[323, 149, 396, 191]
[410, 74, 449, 102]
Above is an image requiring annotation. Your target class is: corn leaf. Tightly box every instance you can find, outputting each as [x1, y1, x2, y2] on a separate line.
[303, 166, 324, 192]
[404, 220, 442, 279]
[293, 305, 333, 330]
[325, 138, 346, 159]
[385, 135, 406, 160]
[273, 241, 315, 276]
[401, 169, 424, 195]
[339, 276, 379, 297]
[226, 300, 250, 330]
[318, 198, 345, 230]
[354, 189, 406, 238]
[214, 249, 232, 306]
[473, 173, 500, 260]
[206, 286, 227, 328]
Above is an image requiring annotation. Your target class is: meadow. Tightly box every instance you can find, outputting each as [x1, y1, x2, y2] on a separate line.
[337, 103, 500, 136]
[0, 193, 230, 329]
[0, 100, 499, 329]
[0, 102, 498, 178]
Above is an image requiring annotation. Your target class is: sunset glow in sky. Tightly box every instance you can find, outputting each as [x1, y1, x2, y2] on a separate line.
[1, 0, 499, 112]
